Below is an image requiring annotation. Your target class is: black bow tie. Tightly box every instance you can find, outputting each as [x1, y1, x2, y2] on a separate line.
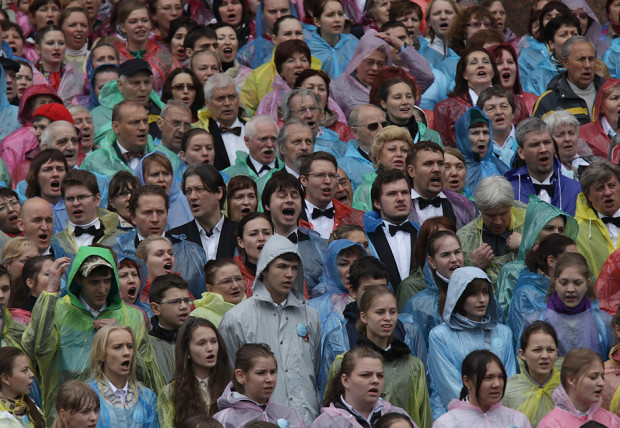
[533, 183, 555, 199]
[203, 228, 214, 238]
[388, 222, 415, 236]
[312, 207, 334, 219]
[259, 164, 271, 174]
[220, 125, 242, 136]
[287, 232, 298, 243]
[418, 196, 442, 209]
[602, 216, 620, 227]
[74, 224, 104, 240]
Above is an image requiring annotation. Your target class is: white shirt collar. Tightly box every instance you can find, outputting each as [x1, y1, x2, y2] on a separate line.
[468, 88, 479, 106]
[69, 217, 101, 232]
[602, 116, 616, 138]
[410, 188, 446, 200]
[105, 378, 129, 405]
[305, 199, 334, 212]
[195, 214, 224, 236]
[249, 156, 276, 174]
[530, 172, 553, 185]
[284, 164, 300, 178]
[339, 395, 384, 424]
[598, 207, 620, 220]
[216, 117, 243, 129]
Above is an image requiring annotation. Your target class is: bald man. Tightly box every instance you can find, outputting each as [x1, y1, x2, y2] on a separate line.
[18, 198, 55, 255]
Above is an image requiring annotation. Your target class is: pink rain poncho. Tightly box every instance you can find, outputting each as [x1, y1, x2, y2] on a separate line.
[433, 399, 532, 428]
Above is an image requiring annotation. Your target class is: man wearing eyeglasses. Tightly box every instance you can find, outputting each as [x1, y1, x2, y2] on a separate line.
[149, 274, 192, 383]
[299, 152, 364, 240]
[340, 104, 387, 189]
[155, 101, 193, 181]
[53, 169, 121, 256]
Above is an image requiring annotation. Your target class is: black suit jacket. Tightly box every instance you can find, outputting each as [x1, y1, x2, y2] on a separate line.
[367, 222, 417, 292]
[209, 117, 246, 171]
[167, 216, 238, 260]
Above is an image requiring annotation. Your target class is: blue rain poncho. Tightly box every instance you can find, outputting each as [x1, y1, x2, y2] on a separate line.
[496, 196, 578, 317]
[308, 31, 359, 79]
[297, 227, 329, 293]
[518, 38, 550, 93]
[315, 126, 348, 160]
[506, 268, 550, 348]
[338, 140, 376, 190]
[88, 379, 159, 428]
[0, 65, 19, 143]
[135, 152, 192, 229]
[309, 239, 363, 302]
[428, 267, 516, 419]
[455, 107, 509, 194]
[21, 247, 162, 422]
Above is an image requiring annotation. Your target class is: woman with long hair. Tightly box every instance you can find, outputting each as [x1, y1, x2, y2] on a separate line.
[158, 317, 232, 425]
[51, 380, 100, 428]
[87, 325, 158, 427]
[107, 171, 140, 231]
[0, 347, 45, 428]
[234, 212, 273, 297]
[161, 68, 205, 123]
[213, 23, 252, 89]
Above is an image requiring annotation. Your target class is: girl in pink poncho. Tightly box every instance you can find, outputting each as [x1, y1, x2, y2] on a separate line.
[433, 349, 532, 428]
[538, 348, 620, 428]
[214, 343, 305, 428]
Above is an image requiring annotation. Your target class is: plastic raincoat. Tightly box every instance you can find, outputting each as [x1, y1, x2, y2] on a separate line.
[597, 249, 620, 316]
[456, 203, 526, 287]
[496, 196, 578, 317]
[236, 2, 288, 69]
[296, 227, 329, 293]
[222, 150, 266, 182]
[397, 265, 428, 312]
[563, 0, 608, 56]
[604, 39, 620, 79]
[0, 65, 19, 143]
[82, 125, 156, 180]
[331, 29, 433, 119]
[351, 170, 376, 212]
[190, 292, 245, 327]
[428, 267, 516, 418]
[135, 152, 193, 229]
[88, 379, 159, 428]
[604, 343, 620, 412]
[519, 39, 551, 94]
[503, 368, 561, 427]
[0, 84, 62, 184]
[538, 384, 620, 427]
[455, 108, 508, 194]
[308, 31, 358, 79]
[21, 247, 162, 422]
[325, 336, 432, 428]
[218, 235, 321, 426]
[574, 192, 618, 279]
[524, 297, 613, 360]
[433, 399, 532, 428]
[580, 78, 619, 158]
[214, 382, 306, 428]
[311, 401, 414, 428]
[52, 207, 122, 257]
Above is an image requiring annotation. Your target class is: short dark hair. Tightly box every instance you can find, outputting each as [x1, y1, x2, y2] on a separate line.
[274, 40, 311, 75]
[0, 188, 19, 201]
[261, 253, 301, 281]
[476, 86, 515, 113]
[542, 14, 581, 45]
[460, 349, 507, 400]
[389, 0, 422, 20]
[149, 274, 189, 303]
[370, 169, 410, 208]
[299, 151, 338, 178]
[406, 140, 444, 168]
[26, 149, 69, 199]
[261, 170, 305, 212]
[166, 17, 198, 45]
[180, 128, 212, 152]
[108, 171, 140, 211]
[182, 163, 226, 209]
[349, 256, 388, 292]
[184, 25, 217, 50]
[128, 185, 169, 216]
[454, 278, 491, 317]
[61, 169, 100, 198]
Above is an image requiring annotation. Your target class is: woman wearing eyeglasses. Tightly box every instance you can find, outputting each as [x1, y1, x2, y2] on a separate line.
[161, 68, 206, 124]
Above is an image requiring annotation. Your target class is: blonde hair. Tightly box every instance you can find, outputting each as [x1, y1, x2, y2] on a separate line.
[89, 325, 138, 395]
[1, 237, 37, 265]
[370, 125, 415, 168]
[136, 235, 172, 262]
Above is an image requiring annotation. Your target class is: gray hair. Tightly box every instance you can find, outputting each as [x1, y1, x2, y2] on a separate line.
[280, 88, 322, 121]
[580, 161, 620, 199]
[40, 120, 76, 149]
[245, 115, 278, 140]
[560, 35, 596, 60]
[67, 105, 90, 117]
[203, 73, 237, 102]
[161, 100, 192, 118]
[349, 104, 385, 127]
[475, 175, 515, 211]
[515, 117, 549, 148]
[277, 119, 312, 159]
[543, 110, 580, 136]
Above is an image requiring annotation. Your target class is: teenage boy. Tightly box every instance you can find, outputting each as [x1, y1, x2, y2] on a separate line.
[23, 247, 162, 421]
[149, 274, 192, 383]
[219, 235, 321, 426]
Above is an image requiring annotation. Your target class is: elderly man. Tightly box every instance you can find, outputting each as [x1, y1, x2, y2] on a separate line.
[575, 161, 620, 279]
[533, 36, 605, 125]
[82, 100, 155, 179]
[155, 100, 192, 178]
[477, 86, 518, 168]
[505, 117, 581, 216]
[339, 104, 387, 189]
[457, 175, 526, 285]
[196, 73, 247, 171]
[68, 105, 96, 155]
[222, 116, 281, 181]
[281, 88, 347, 159]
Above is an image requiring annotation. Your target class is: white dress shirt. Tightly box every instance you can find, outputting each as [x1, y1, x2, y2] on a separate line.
[383, 220, 412, 281]
[305, 200, 334, 239]
[600, 207, 620, 246]
[79, 295, 107, 319]
[218, 118, 247, 165]
[197, 215, 224, 260]
[411, 189, 447, 225]
[531, 172, 554, 204]
[284, 164, 300, 179]
[105, 379, 129, 406]
[116, 142, 140, 171]
[69, 217, 101, 248]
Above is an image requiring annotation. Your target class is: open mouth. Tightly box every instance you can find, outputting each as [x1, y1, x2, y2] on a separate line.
[241, 207, 251, 214]
[206, 353, 216, 363]
[305, 120, 316, 129]
[257, 244, 264, 251]
[501, 71, 511, 81]
[190, 202, 201, 212]
[120, 360, 131, 370]
[335, 192, 348, 203]
[538, 155, 550, 166]
[368, 387, 380, 395]
[135, 30, 147, 37]
[38, 232, 49, 242]
[223, 47, 233, 56]
[72, 209, 84, 217]
[126, 286, 138, 299]
[439, 22, 449, 30]
[380, 323, 392, 331]
[430, 176, 442, 186]
[8, 214, 18, 223]
[449, 264, 459, 271]
[477, 143, 487, 153]
[51, 52, 62, 59]
[163, 262, 173, 272]
[392, 160, 404, 168]
[282, 207, 296, 220]
[448, 177, 460, 187]
[178, 313, 188, 321]
[50, 180, 61, 191]
[477, 70, 487, 77]
[321, 186, 332, 197]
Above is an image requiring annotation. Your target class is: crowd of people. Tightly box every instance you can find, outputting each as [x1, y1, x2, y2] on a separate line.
[3, 0, 620, 426]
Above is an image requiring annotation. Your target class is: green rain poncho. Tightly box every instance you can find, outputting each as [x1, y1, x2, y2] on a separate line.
[457, 202, 527, 288]
[503, 368, 561, 427]
[22, 247, 163, 422]
[496, 196, 578, 317]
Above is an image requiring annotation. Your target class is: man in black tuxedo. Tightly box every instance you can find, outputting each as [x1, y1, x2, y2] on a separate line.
[203, 73, 247, 170]
[168, 163, 237, 261]
[366, 169, 417, 292]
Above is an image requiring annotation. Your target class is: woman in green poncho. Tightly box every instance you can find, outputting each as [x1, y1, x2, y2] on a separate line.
[503, 321, 561, 427]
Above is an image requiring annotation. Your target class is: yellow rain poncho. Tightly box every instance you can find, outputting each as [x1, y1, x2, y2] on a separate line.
[503, 369, 561, 427]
